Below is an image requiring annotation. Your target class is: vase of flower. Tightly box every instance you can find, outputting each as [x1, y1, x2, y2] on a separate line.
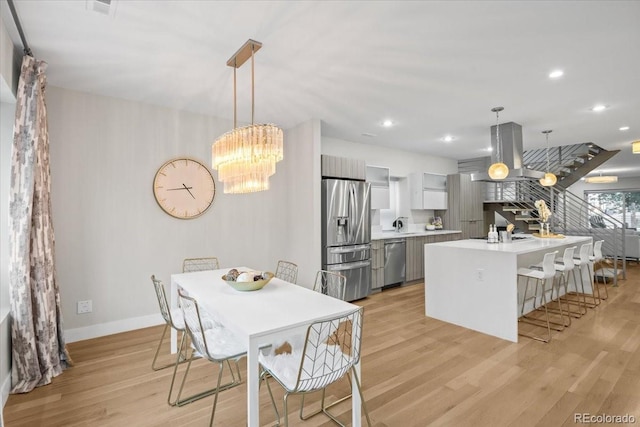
[534, 200, 553, 237]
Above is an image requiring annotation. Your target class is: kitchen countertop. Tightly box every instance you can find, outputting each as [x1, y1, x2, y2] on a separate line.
[372, 230, 462, 240]
[425, 235, 591, 254]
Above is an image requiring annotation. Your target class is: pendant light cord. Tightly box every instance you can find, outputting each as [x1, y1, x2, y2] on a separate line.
[233, 64, 237, 128]
[251, 45, 255, 126]
[543, 130, 553, 173]
[495, 109, 501, 164]
[546, 133, 550, 172]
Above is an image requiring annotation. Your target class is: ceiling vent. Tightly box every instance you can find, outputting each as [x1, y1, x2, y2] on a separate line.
[86, 0, 118, 17]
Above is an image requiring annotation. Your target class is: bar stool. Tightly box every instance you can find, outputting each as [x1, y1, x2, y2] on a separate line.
[517, 251, 557, 343]
[590, 240, 608, 300]
[553, 246, 586, 318]
[573, 242, 599, 308]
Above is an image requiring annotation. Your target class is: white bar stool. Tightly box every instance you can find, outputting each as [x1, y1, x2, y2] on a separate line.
[589, 240, 608, 300]
[517, 251, 558, 343]
[553, 246, 585, 318]
[573, 242, 599, 308]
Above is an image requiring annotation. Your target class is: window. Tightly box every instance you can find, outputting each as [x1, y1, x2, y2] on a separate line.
[586, 190, 640, 231]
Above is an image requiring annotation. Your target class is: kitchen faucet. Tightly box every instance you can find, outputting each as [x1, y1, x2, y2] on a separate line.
[394, 217, 408, 232]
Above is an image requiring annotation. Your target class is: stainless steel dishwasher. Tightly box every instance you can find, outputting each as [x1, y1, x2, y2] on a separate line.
[384, 239, 406, 286]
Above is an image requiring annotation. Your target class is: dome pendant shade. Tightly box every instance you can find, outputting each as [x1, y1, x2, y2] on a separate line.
[488, 162, 510, 180]
[539, 172, 557, 187]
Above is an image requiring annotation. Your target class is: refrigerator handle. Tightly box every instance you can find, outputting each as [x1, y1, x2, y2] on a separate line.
[329, 260, 371, 271]
[348, 183, 356, 242]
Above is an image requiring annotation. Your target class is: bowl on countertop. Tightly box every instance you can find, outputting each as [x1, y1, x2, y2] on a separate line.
[426, 225, 436, 230]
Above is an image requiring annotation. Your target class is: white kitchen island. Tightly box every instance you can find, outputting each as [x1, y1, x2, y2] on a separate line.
[424, 235, 592, 342]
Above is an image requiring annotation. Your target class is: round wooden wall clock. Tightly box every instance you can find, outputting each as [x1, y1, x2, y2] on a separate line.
[153, 158, 216, 219]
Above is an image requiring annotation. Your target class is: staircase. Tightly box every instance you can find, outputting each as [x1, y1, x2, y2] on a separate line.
[523, 142, 620, 189]
[483, 180, 628, 284]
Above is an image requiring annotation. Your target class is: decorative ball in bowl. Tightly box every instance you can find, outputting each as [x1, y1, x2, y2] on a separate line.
[222, 270, 274, 292]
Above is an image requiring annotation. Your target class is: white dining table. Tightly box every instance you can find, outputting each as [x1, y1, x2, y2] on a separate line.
[170, 268, 363, 427]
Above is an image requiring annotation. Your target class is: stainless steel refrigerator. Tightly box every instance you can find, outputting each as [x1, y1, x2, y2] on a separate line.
[321, 179, 371, 301]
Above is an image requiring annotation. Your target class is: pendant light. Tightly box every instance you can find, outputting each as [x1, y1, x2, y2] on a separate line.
[585, 173, 618, 184]
[212, 39, 284, 194]
[487, 106, 509, 180]
[539, 130, 557, 187]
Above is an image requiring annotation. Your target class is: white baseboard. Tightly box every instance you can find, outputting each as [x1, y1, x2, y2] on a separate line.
[64, 313, 164, 343]
[1, 372, 9, 406]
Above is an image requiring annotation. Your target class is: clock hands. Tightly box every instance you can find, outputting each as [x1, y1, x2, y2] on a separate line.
[167, 184, 196, 199]
[182, 183, 196, 199]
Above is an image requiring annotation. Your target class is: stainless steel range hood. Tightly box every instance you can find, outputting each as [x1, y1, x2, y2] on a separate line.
[471, 122, 544, 182]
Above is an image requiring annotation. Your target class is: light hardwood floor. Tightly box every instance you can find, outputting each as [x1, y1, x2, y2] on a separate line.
[4, 263, 640, 426]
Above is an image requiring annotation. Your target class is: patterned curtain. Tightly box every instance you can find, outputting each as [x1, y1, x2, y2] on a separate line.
[9, 55, 71, 393]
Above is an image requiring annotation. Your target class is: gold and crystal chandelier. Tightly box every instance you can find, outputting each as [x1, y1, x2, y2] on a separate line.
[212, 39, 283, 194]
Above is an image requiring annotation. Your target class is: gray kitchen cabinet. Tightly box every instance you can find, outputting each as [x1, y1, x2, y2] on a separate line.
[371, 239, 385, 289]
[405, 236, 425, 282]
[321, 154, 366, 180]
[405, 233, 462, 282]
[366, 165, 390, 209]
[440, 174, 485, 239]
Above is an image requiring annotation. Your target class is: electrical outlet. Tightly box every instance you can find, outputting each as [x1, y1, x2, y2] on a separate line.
[77, 300, 92, 314]
[476, 269, 484, 282]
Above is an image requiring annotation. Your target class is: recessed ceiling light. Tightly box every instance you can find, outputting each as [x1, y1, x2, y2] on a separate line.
[549, 69, 564, 79]
[442, 135, 454, 142]
[486, 147, 493, 152]
[619, 126, 630, 131]
[382, 120, 394, 128]
[591, 104, 607, 112]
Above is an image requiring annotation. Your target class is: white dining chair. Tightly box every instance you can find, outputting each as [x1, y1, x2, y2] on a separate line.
[183, 257, 220, 272]
[275, 260, 298, 284]
[260, 307, 372, 427]
[174, 290, 247, 425]
[151, 275, 188, 371]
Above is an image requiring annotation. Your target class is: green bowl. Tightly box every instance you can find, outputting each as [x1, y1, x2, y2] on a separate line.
[222, 271, 274, 292]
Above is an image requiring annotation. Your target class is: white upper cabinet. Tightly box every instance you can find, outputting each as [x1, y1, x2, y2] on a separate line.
[366, 165, 390, 210]
[408, 172, 448, 210]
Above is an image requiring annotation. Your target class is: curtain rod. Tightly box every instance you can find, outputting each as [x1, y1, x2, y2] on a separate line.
[7, 0, 33, 57]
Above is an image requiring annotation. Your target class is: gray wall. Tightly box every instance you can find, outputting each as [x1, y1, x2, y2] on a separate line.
[0, 11, 18, 409]
[46, 86, 321, 341]
[0, 102, 13, 409]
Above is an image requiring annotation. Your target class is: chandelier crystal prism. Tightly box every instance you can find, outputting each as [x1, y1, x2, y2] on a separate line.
[539, 130, 557, 187]
[487, 106, 509, 180]
[212, 39, 283, 194]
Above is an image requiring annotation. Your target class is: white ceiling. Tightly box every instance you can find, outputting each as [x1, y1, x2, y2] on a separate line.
[3, 0, 640, 177]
